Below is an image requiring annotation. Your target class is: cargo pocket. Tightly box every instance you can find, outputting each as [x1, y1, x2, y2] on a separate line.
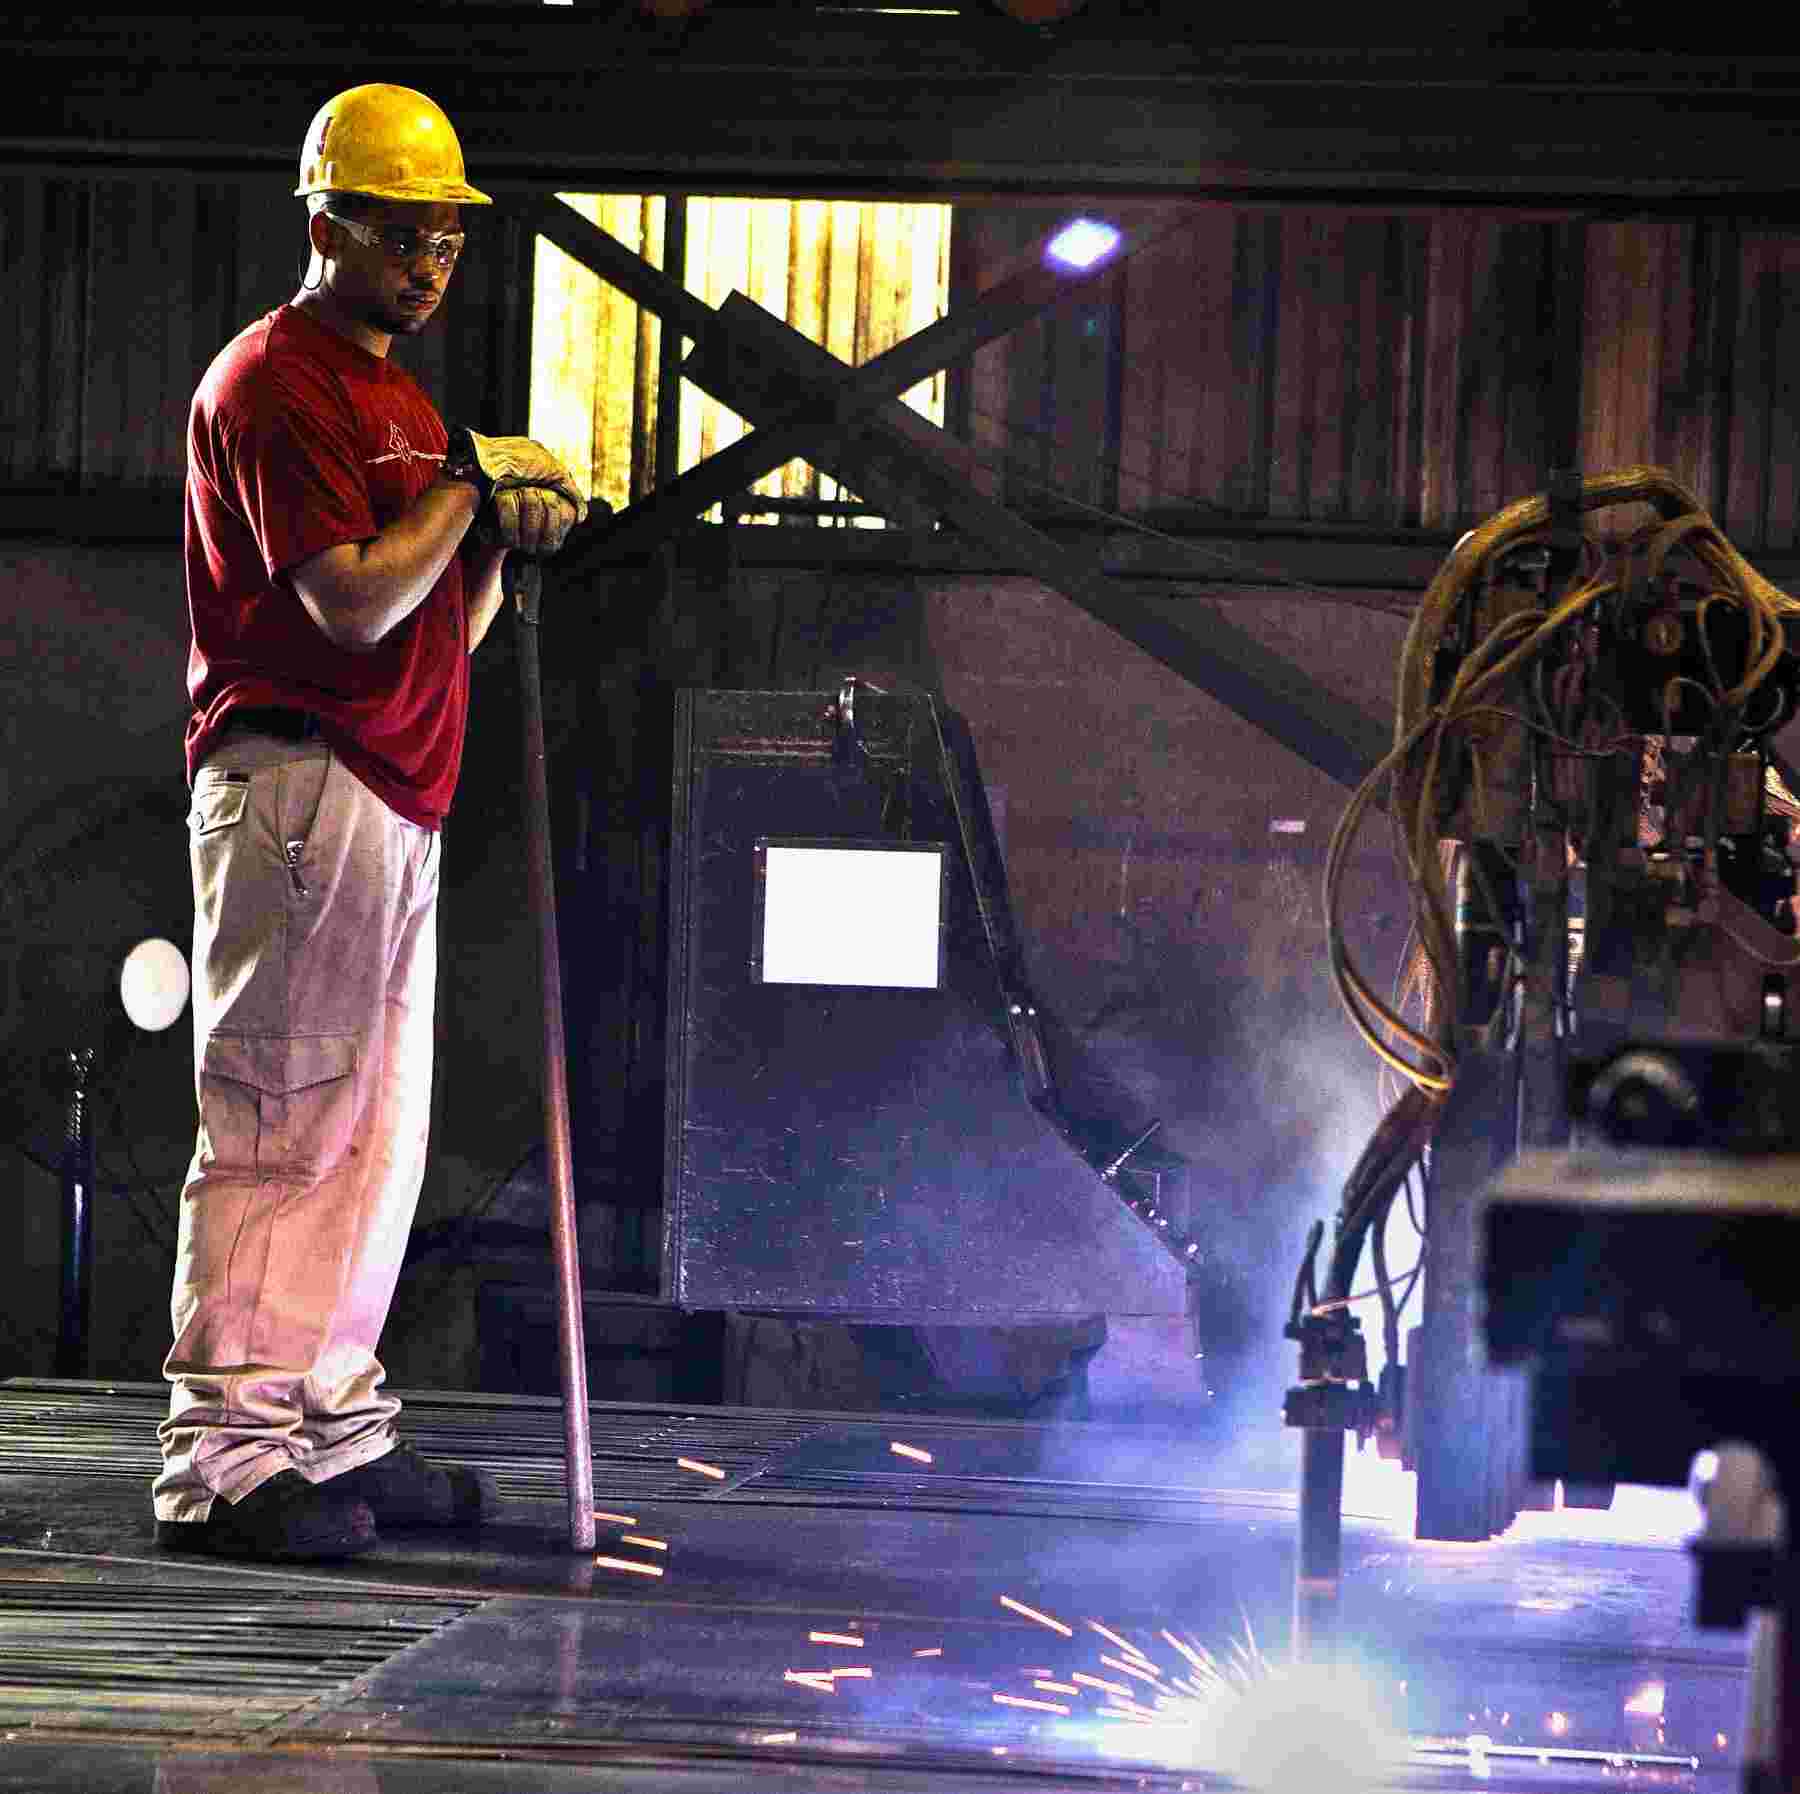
[190, 773, 249, 837]
[197, 1033, 361, 1182]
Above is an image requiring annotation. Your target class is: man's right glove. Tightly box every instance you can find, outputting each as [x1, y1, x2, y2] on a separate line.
[482, 485, 583, 557]
[444, 427, 590, 527]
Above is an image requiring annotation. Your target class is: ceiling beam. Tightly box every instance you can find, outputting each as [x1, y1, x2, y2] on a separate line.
[9, 13, 1800, 210]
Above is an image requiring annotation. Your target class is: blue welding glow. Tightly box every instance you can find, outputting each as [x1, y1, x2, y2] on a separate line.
[1046, 219, 1121, 270]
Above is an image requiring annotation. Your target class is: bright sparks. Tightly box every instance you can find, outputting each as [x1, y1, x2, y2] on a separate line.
[1625, 1681, 1666, 1718]
[756, 1731, 798, 1744]
[993, 1692, 1070, 1715]
[621, 1535, 668, 1551]
[1034, 1679, 1079, 1695]
[831, 1666, 873, 1680]
[999, 1595, 1073, 1637]
[592, 1510, 637, 1525]
[784, 1671, 836, 1693]
[889, 1441, 934, 1464]
[808, 1631, 864, 1647]
[913, 1646, 942, 1657]
[1097, 1703, 1157, 1723]
[677, 1457, 726, 1479]
[1101, 1653, 1162, 1684]
[593, 1555, 664, 1578]
[1089, 1620, 1152, 1661]
[1073, 1671, 1134, 1698]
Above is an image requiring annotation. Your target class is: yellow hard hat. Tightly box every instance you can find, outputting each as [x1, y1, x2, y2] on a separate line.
[294, 84, 492, 206]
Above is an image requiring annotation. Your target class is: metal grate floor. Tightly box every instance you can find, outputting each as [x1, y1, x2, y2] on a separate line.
[0, 1380, 1288, 1524]
[0, 1567, 480, 1734]
[0, 1382, 831, 1503]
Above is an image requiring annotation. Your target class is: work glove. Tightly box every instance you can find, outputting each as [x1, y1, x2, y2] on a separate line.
[445, 425, 590, 523]
[481, 485, 584, 557]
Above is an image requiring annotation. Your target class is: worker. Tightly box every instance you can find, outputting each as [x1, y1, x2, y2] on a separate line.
[152, 85, 588, 1560]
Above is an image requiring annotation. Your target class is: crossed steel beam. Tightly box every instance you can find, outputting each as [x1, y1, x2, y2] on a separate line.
[536, 196, 1390, 794]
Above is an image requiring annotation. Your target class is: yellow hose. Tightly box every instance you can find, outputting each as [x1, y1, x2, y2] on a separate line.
[1327, 466, 1799, 1097]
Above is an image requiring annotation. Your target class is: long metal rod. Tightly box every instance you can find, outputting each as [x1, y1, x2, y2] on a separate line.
[509, 556, 595, 1553]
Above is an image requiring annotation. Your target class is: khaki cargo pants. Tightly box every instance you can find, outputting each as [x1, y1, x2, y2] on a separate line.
[153, 730, 439, 1523]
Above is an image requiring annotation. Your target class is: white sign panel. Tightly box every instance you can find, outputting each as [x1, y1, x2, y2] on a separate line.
[759, 844, 944, 988]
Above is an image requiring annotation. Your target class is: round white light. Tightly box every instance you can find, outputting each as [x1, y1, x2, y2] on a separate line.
[119, 937, 190, 1032]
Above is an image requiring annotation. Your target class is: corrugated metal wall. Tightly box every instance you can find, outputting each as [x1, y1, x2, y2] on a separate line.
[8, 178, 1800, 555]
[0, 175, 533, 497]
[953, 206, 1800, 548]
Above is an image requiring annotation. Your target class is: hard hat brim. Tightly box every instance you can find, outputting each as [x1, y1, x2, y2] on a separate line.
[293, 177, 493, 205]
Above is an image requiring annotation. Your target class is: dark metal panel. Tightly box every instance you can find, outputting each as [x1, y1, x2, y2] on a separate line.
[1267, 211, 1311, 521]
[1497, 220, 1553, 505]
[0, 176, 45, 486]
[1411, 214, 1575, 532]
[662, 689, 1188, 1321]
[234, 177, 308, 331]
[1231, 211, 1281, 518]
[1769, 238, 1800, 552]
[1461, 219, 1510, 522]
[1308, 213, 1352, 520]
[1724, 233, 1778, 546]
[15, 178, 90, 489]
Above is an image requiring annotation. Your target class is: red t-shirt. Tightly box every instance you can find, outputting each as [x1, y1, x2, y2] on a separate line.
[184, 303, 470, 829]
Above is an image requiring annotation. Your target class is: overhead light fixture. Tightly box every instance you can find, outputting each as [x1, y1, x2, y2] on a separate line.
[1045, 218, 1121, 271]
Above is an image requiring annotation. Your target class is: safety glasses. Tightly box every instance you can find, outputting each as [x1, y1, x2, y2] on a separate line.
[323, 211, 465, 271]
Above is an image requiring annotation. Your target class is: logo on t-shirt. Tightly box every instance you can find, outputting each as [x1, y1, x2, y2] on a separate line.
[369, 421, 444, 471]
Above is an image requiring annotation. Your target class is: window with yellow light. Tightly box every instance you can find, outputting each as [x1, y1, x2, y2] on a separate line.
[529, 195, 953, 526]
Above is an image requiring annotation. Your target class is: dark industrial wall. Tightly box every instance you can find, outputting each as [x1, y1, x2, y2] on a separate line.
[952, 204, 1796, 542]
[0, 174, 536, 496]
[5, 174, 1800, 1409]
[11, 179, 1800, 544]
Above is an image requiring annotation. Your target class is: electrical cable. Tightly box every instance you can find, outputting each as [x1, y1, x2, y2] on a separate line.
[1328, 466, 1800, 1097]
[1310, 1254, 1422, 1319]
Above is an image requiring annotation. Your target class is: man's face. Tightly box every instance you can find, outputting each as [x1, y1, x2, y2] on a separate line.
[320, 201, 463, 340]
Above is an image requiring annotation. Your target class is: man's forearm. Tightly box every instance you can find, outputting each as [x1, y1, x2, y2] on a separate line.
[465, 542, 509, 653]
[296, 477, 480, 651]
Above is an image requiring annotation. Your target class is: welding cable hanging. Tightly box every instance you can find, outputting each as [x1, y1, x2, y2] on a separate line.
[1326, 465, 1800, 1098]
[1321, 1082, 1437, 1309]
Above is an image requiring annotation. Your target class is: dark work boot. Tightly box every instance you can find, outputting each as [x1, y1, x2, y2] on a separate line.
[328, 1442, 493, 1529]
[154, 1471, 377, 1561]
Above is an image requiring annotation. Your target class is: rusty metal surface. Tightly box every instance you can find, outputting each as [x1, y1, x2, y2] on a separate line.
[662, 689, 1190, 1320]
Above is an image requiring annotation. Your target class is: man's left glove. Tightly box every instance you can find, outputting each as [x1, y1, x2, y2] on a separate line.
[443, 427, 591, 555]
